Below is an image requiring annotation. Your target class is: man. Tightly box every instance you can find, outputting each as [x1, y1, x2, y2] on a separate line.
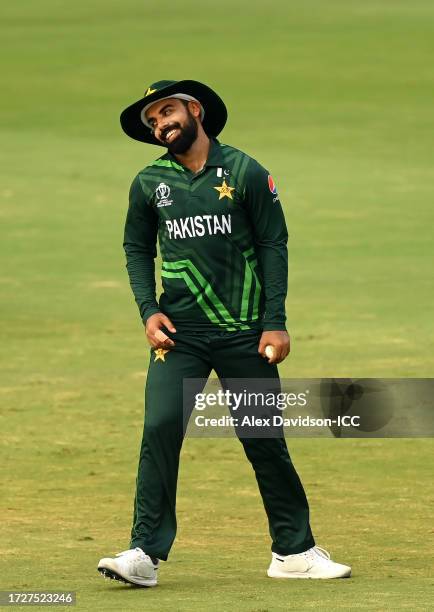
[97, 80, 351, 586]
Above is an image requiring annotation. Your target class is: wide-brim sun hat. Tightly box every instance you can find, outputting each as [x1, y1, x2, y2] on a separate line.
[120, 79, 227, 146]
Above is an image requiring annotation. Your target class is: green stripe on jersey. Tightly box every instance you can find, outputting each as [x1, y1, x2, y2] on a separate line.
[240, 249, 261, 321]
[161, 269, 232, 328]
[149, 158, 185, 172]
[162, 259, 250, 330]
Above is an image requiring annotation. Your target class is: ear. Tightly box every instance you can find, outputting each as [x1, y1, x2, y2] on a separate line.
[187, 100, 202, 119]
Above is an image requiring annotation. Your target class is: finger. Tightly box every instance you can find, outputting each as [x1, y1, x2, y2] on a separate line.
[154, 329, 176, 348]
[160, 315, 177, 333]
[280, 343, 289, 361]
[277, 353, 287, 364]
[283, 337, 290, 357]
[147, 337, 158, 348]
[258, 338, 267, 356]
[155, 329, 169, 343]
[268, 351, 280, 364]
[284, 339, 291, 359]
[270, 345, 284, 364]
[150, 336, 175, 349]
[146, 330, 161, 349]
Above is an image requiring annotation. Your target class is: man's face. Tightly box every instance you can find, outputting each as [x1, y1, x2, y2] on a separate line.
[145, 98, 199, 154]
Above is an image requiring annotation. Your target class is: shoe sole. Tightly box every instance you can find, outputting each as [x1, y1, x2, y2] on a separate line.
[267, 569, 351, 579]
[98, 566, 157, 587]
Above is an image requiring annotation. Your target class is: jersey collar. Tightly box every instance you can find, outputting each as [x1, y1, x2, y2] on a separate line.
[204, 138, 224, 167]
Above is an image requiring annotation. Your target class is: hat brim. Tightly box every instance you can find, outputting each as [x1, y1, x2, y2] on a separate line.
[120, 80, 227, 145]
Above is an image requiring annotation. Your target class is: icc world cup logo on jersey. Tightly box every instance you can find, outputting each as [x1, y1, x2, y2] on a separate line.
[156, 182, 170, 200]
[155, 182, 173, 207]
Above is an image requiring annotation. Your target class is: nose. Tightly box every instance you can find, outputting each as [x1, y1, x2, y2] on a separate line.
[155, 117, 171, 133]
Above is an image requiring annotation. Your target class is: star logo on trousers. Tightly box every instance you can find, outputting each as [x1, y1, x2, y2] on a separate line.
[154, 348, 169, 362]
[214, 179, 235, 200]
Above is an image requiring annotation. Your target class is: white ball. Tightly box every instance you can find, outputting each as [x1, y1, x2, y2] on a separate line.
[265, 345, 275, 359]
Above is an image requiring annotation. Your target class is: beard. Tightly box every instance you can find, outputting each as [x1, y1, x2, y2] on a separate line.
[160, 111, 198, 154]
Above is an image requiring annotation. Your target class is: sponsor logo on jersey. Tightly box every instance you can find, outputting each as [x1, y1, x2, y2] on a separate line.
[268, 175, 280, 202]
[165, 214, 232, 240]
[268, 175, 277, 194]
[155, 182, 173, 207]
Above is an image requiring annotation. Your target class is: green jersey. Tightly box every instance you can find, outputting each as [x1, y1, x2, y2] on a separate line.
[123, 139, 288, 332]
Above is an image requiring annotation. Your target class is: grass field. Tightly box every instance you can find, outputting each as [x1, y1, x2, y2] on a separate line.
[1, 1, 433, 610]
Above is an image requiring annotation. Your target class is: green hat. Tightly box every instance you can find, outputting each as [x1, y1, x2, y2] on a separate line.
[120, 79, 227, 146]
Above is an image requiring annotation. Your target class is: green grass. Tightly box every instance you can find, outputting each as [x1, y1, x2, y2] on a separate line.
[1, 0, 433, 609]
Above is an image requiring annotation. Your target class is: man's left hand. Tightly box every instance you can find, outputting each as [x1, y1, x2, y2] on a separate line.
[258, 330, 290, 364]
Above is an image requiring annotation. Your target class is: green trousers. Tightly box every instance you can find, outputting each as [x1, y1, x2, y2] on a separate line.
[130, 329, 315, 560]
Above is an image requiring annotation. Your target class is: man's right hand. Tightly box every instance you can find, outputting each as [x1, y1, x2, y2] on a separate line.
[145, 312, 177, 348]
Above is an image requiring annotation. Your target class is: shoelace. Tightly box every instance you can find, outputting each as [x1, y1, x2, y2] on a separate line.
[116, 547, 146, 558]
[311, 546, 331, 560]
[298, 546, 332, 567]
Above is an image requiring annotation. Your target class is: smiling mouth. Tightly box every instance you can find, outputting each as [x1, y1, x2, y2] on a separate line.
[164, 128, 179, 143]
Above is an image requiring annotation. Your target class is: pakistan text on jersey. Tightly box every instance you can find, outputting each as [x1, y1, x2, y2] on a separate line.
[165, 214, 232, 240]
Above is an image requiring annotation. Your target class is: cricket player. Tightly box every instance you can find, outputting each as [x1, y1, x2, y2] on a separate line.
[97, 80, 351, 585]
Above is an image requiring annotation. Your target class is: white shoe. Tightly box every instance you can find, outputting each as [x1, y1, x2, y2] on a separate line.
[97, 547, 159, 587]
[267, 546, 351, 579]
